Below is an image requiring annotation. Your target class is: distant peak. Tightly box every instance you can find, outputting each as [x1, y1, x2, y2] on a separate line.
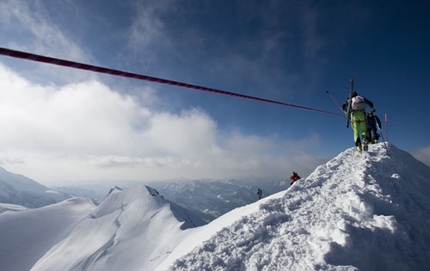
[107, 186, 123, 196]
[146, 186, 164, 199]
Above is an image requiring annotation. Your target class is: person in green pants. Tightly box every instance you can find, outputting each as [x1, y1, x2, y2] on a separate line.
[342, 91, 375, 151]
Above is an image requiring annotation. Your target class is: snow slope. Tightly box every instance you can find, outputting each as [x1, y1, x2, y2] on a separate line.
[0, 197, 96, 271]
[158, 143, 430, 271]
[31, 186, 206, 271]
[0, 166, 70, 208]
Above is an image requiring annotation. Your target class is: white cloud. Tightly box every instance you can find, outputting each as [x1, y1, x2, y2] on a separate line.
[0, 0, 95, 84]
[410, 146, 430, 167]
[0, 0, 84, 59]
[0, 64, 147, 155]
[127, 0, 175, 59]
[0, 63, 326, 183]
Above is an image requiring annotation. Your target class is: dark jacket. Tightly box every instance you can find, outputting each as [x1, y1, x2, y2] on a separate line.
[367, 113, 381, 129]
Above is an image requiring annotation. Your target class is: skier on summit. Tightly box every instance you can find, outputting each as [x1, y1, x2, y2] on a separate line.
[342, 91, 375, 151]
[367, 111, 382, 144]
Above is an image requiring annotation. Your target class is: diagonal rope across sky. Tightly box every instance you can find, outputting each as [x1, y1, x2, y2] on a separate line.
[0, 47, 341, 117]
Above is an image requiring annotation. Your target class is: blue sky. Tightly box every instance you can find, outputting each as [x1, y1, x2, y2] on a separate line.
[0, 0, 429, 184]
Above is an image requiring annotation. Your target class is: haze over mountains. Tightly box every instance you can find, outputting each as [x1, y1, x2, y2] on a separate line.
[0, 167, 70, 209]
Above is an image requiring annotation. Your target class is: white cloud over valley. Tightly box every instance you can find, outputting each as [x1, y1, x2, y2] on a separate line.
[0, 64, 326, 183]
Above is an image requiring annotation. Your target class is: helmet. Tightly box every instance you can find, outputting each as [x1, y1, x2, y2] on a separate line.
[351, 91, 358, 97]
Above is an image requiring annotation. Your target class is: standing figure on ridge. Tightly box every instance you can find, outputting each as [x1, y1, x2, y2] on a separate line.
[257, 188, 263, 199]
[367, 111, 382, 144]
[342, 91, 375, 152]
[290, 172, 301, 186]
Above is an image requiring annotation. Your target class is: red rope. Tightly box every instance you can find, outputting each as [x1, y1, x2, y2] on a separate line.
[0, 47, 341, 116]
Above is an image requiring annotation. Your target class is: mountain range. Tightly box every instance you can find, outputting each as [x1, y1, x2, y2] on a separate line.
[52, 177, 293, 222]
[0, 167, 70, 209]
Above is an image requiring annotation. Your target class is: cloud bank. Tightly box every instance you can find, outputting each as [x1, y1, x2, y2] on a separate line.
[0, 63, 326, 183]
[410, 147, 430, 168]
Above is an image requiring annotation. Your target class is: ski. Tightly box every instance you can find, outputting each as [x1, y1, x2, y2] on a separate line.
[346, 77, 355, 128]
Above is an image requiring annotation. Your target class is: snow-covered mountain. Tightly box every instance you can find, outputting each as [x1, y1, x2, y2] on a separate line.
[0, 197, 96, 271]
[1, 143, 430, 271]
[30, 185, 206, 271]
[0, 166, 70, 208]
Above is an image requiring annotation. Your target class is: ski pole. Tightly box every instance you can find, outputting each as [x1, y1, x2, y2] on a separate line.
[346, 77, 355, 128]
[385, 113, 389, 142]
[326, 91, 343, 112]
[374, 114, 390, 156]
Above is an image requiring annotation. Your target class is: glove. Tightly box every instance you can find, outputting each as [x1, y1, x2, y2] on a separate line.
[343, 111, 348, 116]
[371, 108, 376, 112]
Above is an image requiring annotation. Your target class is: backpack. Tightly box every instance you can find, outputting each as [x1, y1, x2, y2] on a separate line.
[351, 95, 367, 110]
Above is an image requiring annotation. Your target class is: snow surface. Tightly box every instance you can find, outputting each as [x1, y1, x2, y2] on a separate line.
[0, 202, 28, 214]
[0, 197, 96, 271]
[1, 143, 430, 271]
[30, 185, 206, 271]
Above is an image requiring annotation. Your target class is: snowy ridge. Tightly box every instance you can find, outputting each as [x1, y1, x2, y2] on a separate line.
[159, 143, 430, 271]
[0, 197, 96, 271]
[31, 185, 206, 271]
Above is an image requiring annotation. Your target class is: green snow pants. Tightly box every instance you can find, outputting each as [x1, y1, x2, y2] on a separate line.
[351, 111, 367, 146]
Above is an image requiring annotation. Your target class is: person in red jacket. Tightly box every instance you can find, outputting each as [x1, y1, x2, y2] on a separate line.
[290, 172, 301, 186]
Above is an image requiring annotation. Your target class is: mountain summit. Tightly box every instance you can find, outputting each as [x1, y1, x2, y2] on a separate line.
[158, 143, 430, 271]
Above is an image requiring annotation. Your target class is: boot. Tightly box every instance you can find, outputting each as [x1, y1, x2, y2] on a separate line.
[362, 137, 368, 151]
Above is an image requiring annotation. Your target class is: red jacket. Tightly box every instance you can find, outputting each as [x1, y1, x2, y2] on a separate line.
[290, 173, 301, 183]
